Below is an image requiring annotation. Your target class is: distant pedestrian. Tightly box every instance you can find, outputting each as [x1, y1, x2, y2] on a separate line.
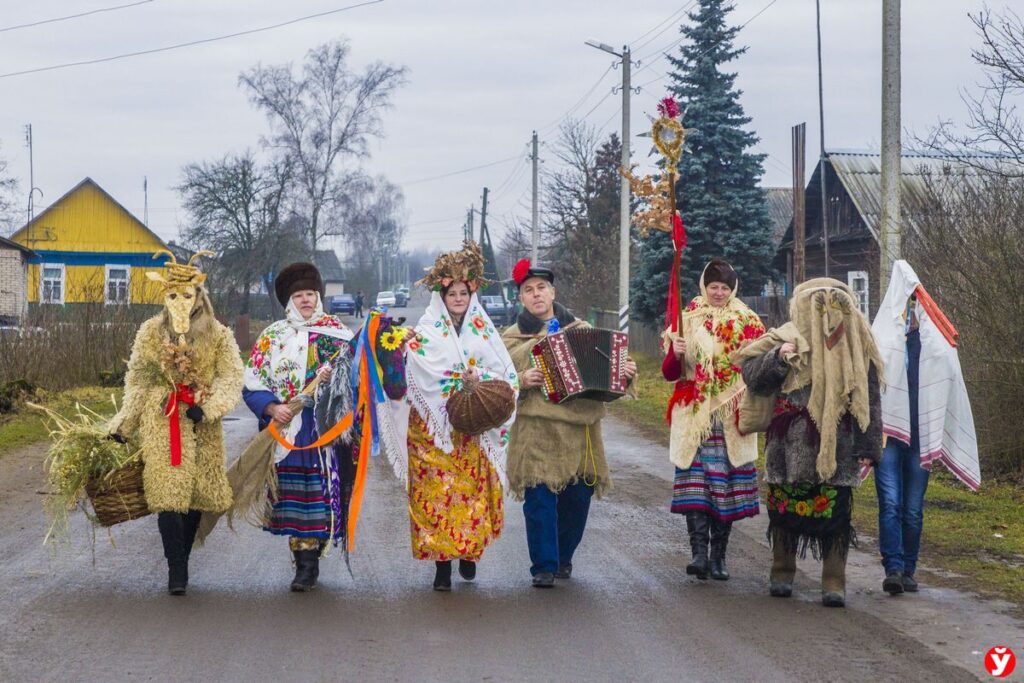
[870, 261, 980, 595]
[355, 290, 365, 318]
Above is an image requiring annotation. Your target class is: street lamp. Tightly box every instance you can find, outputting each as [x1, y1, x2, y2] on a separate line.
[584, 38, 632, 333]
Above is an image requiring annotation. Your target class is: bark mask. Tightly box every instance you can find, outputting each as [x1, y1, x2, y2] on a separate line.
[146, 250, 214, 343]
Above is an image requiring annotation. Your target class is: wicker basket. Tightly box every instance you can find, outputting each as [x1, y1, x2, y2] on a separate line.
[85, 461, 151, 527]
[446, 378, 516, 436]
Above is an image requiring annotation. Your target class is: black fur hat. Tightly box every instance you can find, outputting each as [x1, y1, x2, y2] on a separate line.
[703, 259, 737, 290]
[274, 262, 324, 306]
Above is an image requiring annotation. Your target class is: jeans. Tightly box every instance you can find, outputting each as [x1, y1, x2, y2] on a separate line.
[522, 481, 594, 575]
[875, 437, 930, 575]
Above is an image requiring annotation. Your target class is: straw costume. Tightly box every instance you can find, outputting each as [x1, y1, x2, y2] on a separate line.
[109, 250, 243, 595]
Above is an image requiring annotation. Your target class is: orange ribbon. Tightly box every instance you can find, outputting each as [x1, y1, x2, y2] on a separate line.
[915, 284, 958, 347]
[164, 384, 195, 467]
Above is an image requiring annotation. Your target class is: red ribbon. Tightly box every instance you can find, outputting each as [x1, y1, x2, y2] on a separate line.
[665, 213, 688, 333]
[164, 384, 196, 467]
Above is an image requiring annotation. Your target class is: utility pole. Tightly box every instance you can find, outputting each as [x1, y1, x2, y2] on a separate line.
[792, 123, 807, 286]
[815, 0, 830, 277]
[618, 46, 631, 334]
[24, 124, 34, 226]
[479, 188, 488, 246]
[143, 176, 149, 227]
[879, 0, 902, 296]
[530, 131, 539, 262]
[466, 204, 474, 243]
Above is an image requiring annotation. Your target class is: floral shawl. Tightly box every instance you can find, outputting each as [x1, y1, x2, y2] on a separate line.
[386, 291, 519, 486]
[665, 265, 765, 469]
[244, 294, 353, 462]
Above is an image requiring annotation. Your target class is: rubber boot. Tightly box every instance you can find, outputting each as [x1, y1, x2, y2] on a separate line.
[157, 511, 188, 596]
[769, 531, 796, 598]
[290, 550, 320, 592]
[433, 560, 452, 591]
[685, 512, 710, 580]
[709, 518, 732, 581]
[821, 549, 847, 608]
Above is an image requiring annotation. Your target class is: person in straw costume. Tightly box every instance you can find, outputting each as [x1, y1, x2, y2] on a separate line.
[384, 241, 518, 591]
[502, 258, 637, 588]
[734, 278, 883, 608]
[108, 250, 244, 595]
[663, 259, 765, 581]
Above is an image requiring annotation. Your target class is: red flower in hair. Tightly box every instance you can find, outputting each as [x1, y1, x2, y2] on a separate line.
[512, 258, 532, 285]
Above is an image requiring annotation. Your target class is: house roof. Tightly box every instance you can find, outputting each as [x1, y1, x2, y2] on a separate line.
[762, 187, 794, 246]
[0, 235, 35, 256]
[10, 177, 168, 249]
[314, 249, 345, 282]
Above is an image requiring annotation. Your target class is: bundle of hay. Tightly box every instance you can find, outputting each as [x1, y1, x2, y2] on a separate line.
[30, 400, 146, 543]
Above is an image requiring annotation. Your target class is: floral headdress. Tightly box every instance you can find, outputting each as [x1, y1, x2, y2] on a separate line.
[418, 239, 487, 292]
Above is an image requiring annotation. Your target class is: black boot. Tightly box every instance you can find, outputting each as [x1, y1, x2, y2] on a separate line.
[458, 559, 476, 581]
[709, 517, 732, 581]
[433, 561, 452, 591]
[290, 549, 320, 592]
[685, 512, 710, 580]
[181, 510, 202, 585]
[157, 512, 188, 595]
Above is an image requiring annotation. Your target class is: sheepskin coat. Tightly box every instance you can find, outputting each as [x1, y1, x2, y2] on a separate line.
[110, 315, 243, 513]
[740, 348, 882, 488]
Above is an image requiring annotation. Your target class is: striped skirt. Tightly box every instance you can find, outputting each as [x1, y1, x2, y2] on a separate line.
[266, 410, 332, 539]
[670, 420, 760, 522]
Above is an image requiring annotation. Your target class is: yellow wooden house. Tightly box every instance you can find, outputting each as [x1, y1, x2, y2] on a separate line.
[9, 178, 169, 305]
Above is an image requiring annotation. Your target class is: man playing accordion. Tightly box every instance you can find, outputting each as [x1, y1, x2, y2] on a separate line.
[502, 259, 637, 587]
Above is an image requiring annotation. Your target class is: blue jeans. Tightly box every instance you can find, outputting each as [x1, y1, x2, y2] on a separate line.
[875, 438, 930, 575]
[522, 481, 594, 575]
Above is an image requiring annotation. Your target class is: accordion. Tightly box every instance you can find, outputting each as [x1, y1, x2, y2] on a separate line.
[530, 328, 629, 404]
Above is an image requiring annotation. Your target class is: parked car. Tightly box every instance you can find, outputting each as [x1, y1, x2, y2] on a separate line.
[480, 295, 516, 326]
[328, 293, 356, 315]
[394, 290, 409, 306]
[376, 290, 397, 307]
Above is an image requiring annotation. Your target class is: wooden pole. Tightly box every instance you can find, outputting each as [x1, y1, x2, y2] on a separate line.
[792, 123, 807, 285]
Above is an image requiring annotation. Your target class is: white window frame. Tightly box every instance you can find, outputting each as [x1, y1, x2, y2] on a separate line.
[104, 264, 131, 305]
[40, 263, 65, 305]
[847, 270, 870, 317]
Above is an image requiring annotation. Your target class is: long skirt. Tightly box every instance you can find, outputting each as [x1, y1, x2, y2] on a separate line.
[670, 419, 760, 522]
[266, 407, 352, 545]
[766, 482, 854, 559]
[407, 411, 503, 561]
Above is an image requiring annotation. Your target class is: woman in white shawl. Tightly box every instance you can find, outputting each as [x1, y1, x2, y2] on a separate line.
[242, 263, 355, 592]
[388, 242, 518, 591]
[870, 260, 980, 595]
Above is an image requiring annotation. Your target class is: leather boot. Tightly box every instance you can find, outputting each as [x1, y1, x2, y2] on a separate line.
[769, 531, 796, 597]
[685, 512, 710, 580]
[181, 509, 202, 585]
[821, 549, 847, 607]
[433, 560, 452, 591]
[290, 549, 320, 592]
[157, 512, 188, 595]
[709, 518, 732, 581]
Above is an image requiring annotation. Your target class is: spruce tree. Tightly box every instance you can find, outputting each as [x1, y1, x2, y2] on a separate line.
[630, 0, 774, 326]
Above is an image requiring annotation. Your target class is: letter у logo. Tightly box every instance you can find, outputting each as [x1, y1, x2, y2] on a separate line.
[985, 646, 1017, 678]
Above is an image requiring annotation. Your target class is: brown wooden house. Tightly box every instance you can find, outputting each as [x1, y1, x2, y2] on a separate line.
[775, 149, 992, 319]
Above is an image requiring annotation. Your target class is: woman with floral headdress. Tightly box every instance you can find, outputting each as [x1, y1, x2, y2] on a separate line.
[384, 241, 519, 591]
[735, 278, 883, 608]
[663, 259, 765, 581]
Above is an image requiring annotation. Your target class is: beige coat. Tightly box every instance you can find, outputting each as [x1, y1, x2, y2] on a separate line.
[110, 315, 243, 513]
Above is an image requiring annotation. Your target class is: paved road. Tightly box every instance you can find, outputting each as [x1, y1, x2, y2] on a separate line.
[3, 392, 1018, 681]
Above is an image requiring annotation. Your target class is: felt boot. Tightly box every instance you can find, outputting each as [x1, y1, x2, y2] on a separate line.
[821, 550, 847, 608]
[769, 532, 796, 598]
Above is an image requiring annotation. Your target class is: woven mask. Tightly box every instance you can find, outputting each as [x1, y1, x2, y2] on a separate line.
[146, 250, 213, 342]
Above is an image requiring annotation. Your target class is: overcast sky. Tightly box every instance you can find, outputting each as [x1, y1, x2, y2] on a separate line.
[0, 0, 998, 254]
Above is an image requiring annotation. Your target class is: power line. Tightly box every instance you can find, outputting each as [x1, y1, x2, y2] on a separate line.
[400, 153, 522, 187]
[629, 1, 694, 47]
[537, 64, 615, 134]
[0, 0, 156, 33]
[0, 0, 384, 80]
[631, 1, 697, 54]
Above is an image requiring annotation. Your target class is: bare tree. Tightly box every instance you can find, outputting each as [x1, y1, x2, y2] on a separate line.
[176, 152, 304, 314]
[925, 7, 1024, 176]
[338, 175, 408, 292]
[0, 142, 19, 235]
[240, 40, 407, 251]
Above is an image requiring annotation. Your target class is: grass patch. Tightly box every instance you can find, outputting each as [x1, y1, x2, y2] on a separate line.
[615, 350, 1024, 608]
[0, 386, 123, 458]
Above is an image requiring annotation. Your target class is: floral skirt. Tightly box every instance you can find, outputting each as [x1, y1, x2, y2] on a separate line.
[407, 411, 503, 561]
[670, 421, 760, 522]
[766, 482, 854, 560]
